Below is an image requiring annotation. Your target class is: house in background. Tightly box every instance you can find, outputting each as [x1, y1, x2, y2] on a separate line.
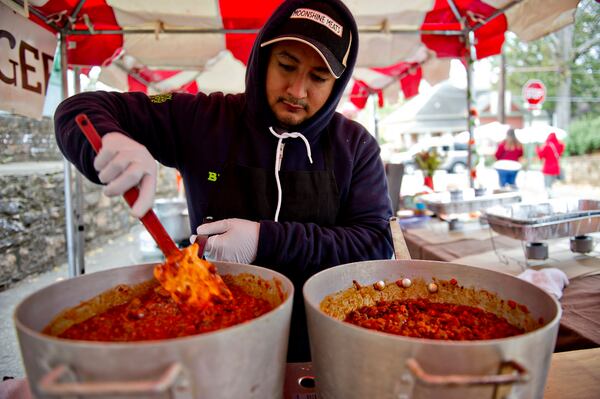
[380, 81, 525, 149]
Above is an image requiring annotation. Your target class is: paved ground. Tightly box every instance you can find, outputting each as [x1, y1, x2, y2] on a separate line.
[2, 168, 599, 379]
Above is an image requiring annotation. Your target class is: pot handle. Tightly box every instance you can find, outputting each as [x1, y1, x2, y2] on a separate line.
[39, 362, 184, 396]
[406, 358, 529, 386]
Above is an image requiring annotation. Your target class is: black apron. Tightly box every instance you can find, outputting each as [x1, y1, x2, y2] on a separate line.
[206, 127, 340, 362]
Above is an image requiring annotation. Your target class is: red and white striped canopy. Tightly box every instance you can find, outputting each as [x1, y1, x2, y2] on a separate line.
[27, 0, 580, 106]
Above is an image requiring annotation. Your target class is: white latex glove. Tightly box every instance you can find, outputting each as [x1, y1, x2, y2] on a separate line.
[93, 132, 157, 218]
[517, 268, 569, 299]
[190, 218, 260, 264]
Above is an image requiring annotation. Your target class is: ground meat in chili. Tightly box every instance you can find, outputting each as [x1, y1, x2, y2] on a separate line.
[59, 284, 273, 341]
[344, 298, 524, 340]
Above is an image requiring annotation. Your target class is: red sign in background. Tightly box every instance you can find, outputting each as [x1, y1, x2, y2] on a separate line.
[522, 79, 546, 109]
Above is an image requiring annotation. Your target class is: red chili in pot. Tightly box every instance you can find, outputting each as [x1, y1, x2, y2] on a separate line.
[345, 298, 524, 340]
[58, 284, 273, 341]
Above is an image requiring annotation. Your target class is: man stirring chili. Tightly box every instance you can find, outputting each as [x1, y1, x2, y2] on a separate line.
[54, 0, 393, 362]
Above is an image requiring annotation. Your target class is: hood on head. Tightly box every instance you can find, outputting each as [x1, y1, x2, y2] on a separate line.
[244, 0, 358, 138]
[545, 132, 565, 152]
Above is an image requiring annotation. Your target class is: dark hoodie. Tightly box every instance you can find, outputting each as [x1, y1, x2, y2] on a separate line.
[55, 0, 393, 361]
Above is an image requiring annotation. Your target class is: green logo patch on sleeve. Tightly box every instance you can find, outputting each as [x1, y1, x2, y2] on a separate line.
[149, 93, 173, 104]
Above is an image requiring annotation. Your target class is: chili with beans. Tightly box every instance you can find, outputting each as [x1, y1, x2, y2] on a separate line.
[59, 284, 273, 341]
[345, 298, 524, 340]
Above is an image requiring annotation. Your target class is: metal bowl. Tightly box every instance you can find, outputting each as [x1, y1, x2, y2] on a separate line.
[15, 262, 294, 399]
[304, 259, 560, 399]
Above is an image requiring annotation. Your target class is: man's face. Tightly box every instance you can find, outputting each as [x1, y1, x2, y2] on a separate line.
[266, 41, 336, 129]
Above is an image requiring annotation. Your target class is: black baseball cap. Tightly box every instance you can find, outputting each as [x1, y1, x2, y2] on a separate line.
[260, 1, 352, 78]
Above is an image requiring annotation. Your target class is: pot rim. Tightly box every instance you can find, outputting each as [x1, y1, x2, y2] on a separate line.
[304, 259, 562, 346]
[14, 261, 294, 347]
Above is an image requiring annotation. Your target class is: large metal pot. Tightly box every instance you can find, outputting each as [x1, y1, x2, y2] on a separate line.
[304, 260, 561, 399]
[14, 262, 294, 399]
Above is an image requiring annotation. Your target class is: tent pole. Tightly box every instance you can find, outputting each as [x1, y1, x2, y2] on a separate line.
[471, 0, 523, 31]
[498, 52, 506, 123]
[465, 31, 475, 188]
[371, 93, 379, 142]
[73, 66, 86, 275]
[446, 0, 464, 27]
[59, 32, 78, 278]
[64, 27, 465, 35]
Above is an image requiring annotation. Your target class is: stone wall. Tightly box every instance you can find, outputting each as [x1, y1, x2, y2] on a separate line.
[1, 166, 70, 286]
[0, 164, 179, 288]
[0, 113, 179, 288]
[0, 114, 62, 164]
[563, 154, 600, 185]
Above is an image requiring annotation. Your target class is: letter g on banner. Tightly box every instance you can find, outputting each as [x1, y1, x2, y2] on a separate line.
[0, 2, 57, 119]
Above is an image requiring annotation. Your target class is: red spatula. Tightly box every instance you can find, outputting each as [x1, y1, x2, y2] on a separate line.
[74, 113, 204, 258]
[75, 113, 228, 308]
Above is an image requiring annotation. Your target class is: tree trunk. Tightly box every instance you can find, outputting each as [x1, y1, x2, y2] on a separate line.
[555, 25, 574, 130]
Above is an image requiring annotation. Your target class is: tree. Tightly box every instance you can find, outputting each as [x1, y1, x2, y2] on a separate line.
[498, 0, 600, 129]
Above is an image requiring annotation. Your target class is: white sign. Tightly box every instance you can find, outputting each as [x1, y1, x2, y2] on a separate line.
[1, 2, 58, 119]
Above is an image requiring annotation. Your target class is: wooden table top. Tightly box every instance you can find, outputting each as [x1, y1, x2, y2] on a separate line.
[545, 347, 600, 399]
[282, 347, 600, 398]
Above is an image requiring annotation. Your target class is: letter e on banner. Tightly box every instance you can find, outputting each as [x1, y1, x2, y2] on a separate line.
[1, 2, 57, 119]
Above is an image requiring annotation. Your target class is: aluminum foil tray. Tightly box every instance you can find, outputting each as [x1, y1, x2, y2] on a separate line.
[420, 189, 522, 215]
[483, 199, 600, 242]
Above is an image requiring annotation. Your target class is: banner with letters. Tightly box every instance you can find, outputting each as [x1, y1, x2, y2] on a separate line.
[1, 2, 57, 119]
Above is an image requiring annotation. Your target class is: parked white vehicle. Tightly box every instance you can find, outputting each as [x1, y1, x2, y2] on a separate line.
[384, 139, 470, 174]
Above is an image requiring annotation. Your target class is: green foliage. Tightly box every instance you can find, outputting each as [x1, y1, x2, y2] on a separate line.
[497, 0, 600, 118]
[413, 150, 443, 177]
[565, 115, 600, 155]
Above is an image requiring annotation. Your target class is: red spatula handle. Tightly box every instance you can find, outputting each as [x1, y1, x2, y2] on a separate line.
[75, 113, 180, 258]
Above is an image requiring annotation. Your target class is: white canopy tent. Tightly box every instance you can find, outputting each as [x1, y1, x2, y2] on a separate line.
[5, 0, 579, 100]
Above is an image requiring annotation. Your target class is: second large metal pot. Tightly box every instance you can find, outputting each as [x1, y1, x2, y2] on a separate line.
[304, 260, 561, 399]
[14, 262, 294, 399]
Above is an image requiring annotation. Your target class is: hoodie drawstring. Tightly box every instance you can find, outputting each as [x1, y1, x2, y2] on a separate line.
[268, 127, 313, 222]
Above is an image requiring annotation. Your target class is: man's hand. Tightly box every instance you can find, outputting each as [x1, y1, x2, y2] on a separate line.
[191, 219, 260, 264]
[93, 132, 157, 218]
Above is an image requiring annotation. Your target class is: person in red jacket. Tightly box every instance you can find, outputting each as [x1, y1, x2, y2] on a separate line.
[494, 128, 523, 188]
[536, 132, 565, 195]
